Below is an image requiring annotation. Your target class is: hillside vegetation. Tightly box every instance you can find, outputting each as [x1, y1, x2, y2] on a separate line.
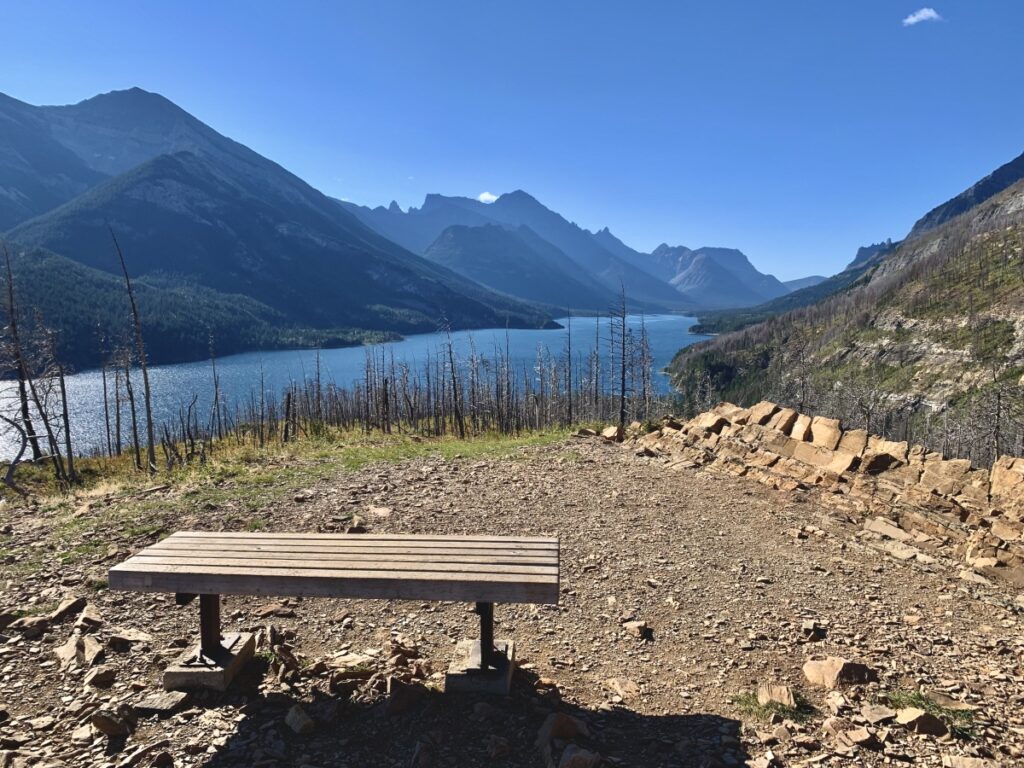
[671, 178, 1024, 467]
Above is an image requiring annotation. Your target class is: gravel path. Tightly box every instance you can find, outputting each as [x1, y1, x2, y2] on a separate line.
[1, 437, 1021, 767]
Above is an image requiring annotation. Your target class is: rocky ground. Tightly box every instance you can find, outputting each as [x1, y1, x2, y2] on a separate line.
[1, 435, 1022, 768]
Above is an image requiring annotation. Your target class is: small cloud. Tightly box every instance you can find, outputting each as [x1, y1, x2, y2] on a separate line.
[902, 7, 942, 26]
[477, 191, 498, 203]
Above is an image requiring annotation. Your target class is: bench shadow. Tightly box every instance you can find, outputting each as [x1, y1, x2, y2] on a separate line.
[180, 661, 751, 768]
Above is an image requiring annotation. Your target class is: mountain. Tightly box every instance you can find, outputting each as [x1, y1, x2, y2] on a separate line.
[909, 150, 1024, 238]
[783, 275, 827, 291]
[647, 244, 790, 308]
[423, 224, 615, 310]
[343, 192, 688, 310]
[670, 154, 1024, 465]
[0, 93, 107, 230]
[1, 88, 555, 367]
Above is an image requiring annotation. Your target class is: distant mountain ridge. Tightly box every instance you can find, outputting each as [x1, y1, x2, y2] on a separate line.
[342, 191, 689, 311]
[344, 194, 798, 312]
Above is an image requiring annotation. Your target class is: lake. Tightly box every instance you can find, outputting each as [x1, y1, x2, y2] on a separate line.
[0, 314, 707, 459]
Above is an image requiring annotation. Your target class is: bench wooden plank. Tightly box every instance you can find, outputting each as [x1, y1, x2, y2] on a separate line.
[134, 550, 555, 566]
[109, 561, 558, 603]
[125, 555, 559, 576]
[161, 534, 556, 550]
[149, 542, 555, 558]
[177, 536, 561, 548]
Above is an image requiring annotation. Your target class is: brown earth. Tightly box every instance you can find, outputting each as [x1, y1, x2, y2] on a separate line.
[1, 436, 1022, 768]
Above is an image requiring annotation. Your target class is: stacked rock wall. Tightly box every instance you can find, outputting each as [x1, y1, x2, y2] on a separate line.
[629, 401, 1024, 589]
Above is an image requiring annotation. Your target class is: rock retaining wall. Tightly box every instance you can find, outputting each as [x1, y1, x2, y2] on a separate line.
[626, 401, 1024, 590]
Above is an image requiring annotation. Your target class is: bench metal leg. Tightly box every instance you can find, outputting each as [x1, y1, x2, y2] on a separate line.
[165, 592, 254, 692]
[475, 601, 506, 672]
[199, 594, 222, 659]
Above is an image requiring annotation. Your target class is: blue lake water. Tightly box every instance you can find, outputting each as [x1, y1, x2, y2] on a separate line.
[0, 314, 707, 458]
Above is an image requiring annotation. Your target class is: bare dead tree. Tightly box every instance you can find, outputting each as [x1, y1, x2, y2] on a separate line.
[110, 228, 156, 473]
[2, 243, 43, 461]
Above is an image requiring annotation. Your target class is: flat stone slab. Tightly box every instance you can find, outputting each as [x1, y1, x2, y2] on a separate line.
[445, 639, 515, 696]
[163, 632, 254, 692]
[134, 690, 190, 718]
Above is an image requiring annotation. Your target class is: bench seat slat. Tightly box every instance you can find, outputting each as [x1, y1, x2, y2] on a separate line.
[109, 561, 558, 603]
[148, 542, 556, 558]
[135, 549, 555, 566]
[125, 554, 559, 576]
[161, 532, 557, 550]
[171, 531, 557, 543]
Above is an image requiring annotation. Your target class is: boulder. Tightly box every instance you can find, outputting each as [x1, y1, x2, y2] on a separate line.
[600, 425, 623, 442]
[746, 401, 779, 426]
[860, 703, 896, 724]
[757, 683, 795, 708]
[605, 677, 641, 702]
[90, 708, 134, 738]
[77, 635, 105, 666]
[285, 704, 316, 735]
[536, 712, 590, 745]
[789, 414, 813, 441]
[802, 656, 877, 689]
[48, 596, 87, 623]
[558, 745, 602, 768]
[133, 690, 189, 718]
[9, 615, 49, 639]
[791, 441, 837, 468]
[864, 517, 913, 542]
[84, 666, 116, 688]
[859, 450, 905, 474]
[766, 408, 798, 434]
[867, 436, 908, 463]
[991, 455, 1024, 515]
[918, 457, 972, 497]
[837, 428, 868, 455]
[991, 519, 1022, 542]
[689, 413, 729, 434]
[895, 707, 948, 736]
[810, 416, 842, 450]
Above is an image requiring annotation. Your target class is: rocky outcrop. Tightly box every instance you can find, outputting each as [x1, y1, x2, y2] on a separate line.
[628, 402, 1024, 588]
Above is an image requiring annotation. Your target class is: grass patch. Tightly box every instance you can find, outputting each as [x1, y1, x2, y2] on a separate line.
[732, 691, 816, 723]
[58, 540, 104, 564]
[880, 690, 977, 740]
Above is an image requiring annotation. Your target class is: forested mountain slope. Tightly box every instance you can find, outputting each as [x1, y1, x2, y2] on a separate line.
[670, 174, 1024, 467]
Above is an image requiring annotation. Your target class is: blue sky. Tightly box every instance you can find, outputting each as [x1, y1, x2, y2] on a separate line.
[2, 1, 1022, 280]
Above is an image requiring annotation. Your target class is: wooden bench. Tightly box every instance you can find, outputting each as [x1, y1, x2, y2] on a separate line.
[109, 531, 560, 692]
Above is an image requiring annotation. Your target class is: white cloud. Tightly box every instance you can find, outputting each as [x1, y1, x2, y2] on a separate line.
[902, 7, 942, 26]
[477, 191, 498, 203]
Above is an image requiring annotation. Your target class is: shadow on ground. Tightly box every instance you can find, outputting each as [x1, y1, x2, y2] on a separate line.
[174, 661, 751, 768]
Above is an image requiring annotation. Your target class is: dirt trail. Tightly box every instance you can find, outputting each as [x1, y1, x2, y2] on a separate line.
[1, 438, 1021, 767]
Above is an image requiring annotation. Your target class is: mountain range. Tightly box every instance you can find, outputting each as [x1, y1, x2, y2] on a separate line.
[341, 194, 809, 313]
[1, 86, 816, 369]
